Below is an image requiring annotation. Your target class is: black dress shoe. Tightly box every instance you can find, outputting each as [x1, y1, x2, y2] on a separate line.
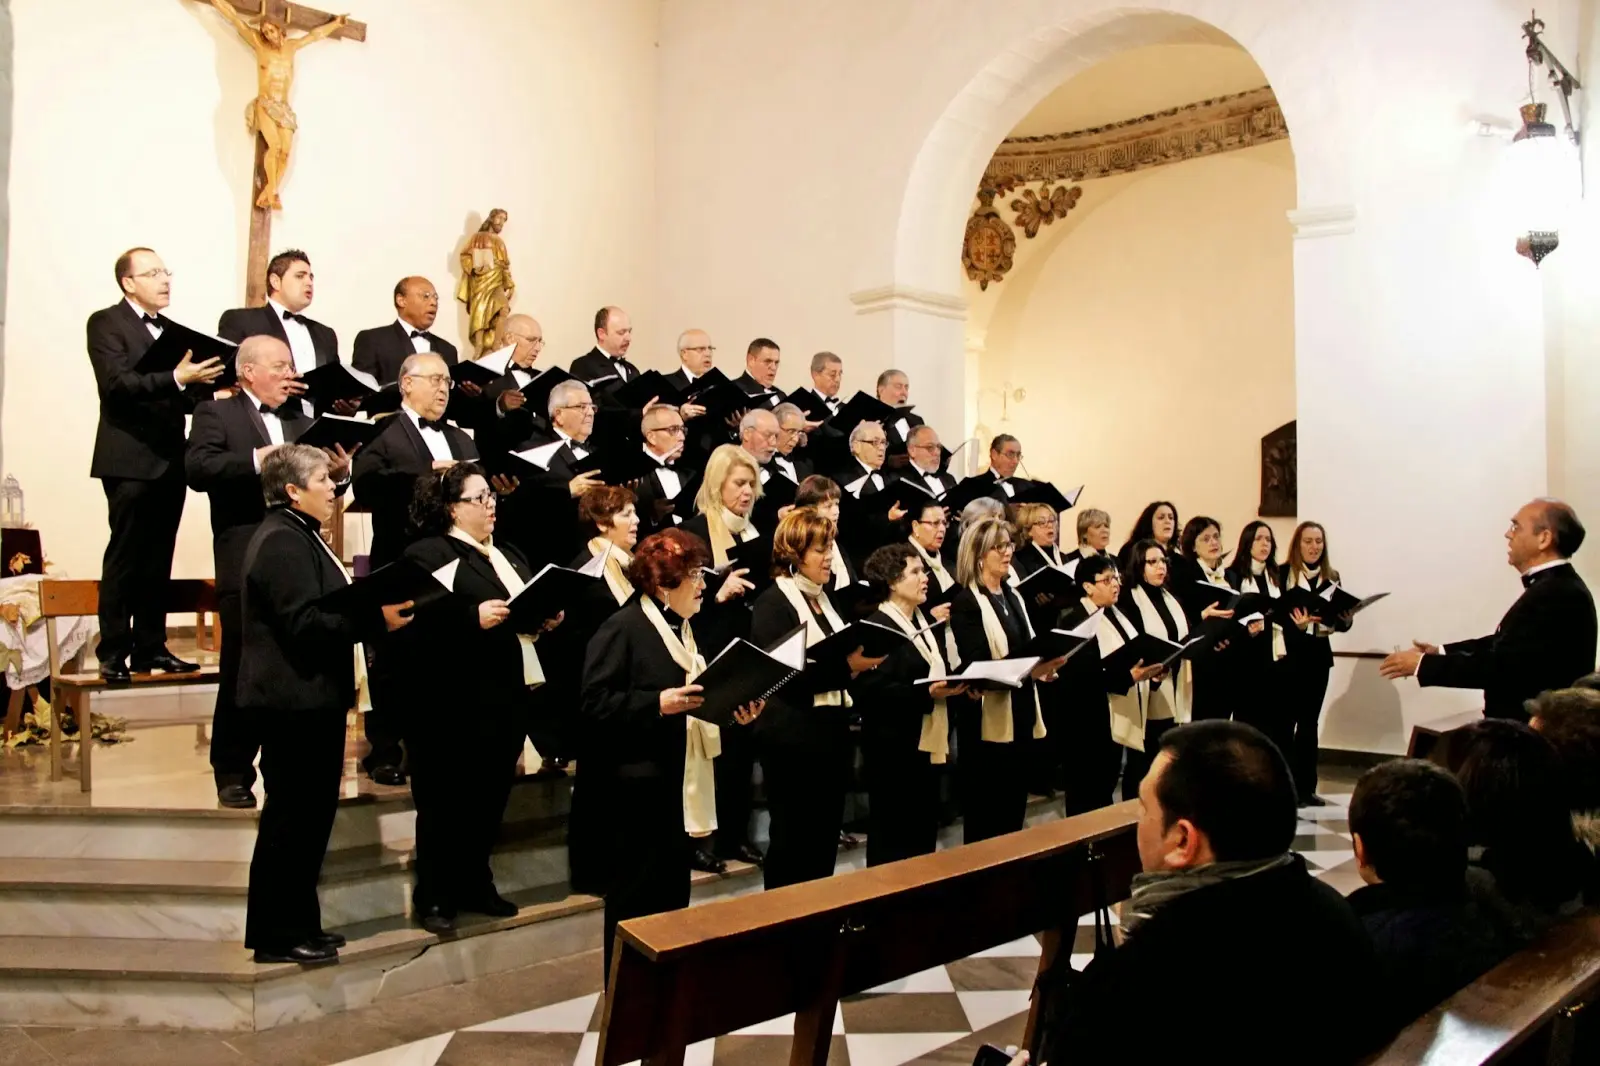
[720, 843, 765, 867]
[308, 931, 346, 949]
[369, 766, 408, 787]
[253, 943, 338, 964]
[417, 906, 456, 934]
[98, 660, 131, 683]
[217, 785, 257, 809]
[690, 847, 727, 874]
[130, 651, 200, 674]
[1298, 794, 1329, 808]
[461, 892, 518, 919]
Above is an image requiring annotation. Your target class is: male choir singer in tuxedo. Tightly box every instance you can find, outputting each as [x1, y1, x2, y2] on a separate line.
[352, 277, 458, 385]
[185, 336, 350, 808]
[903, 424, 956, 499]
[732, 338, 785, 406]
[239, 445, 414, 964]
[475, 314, 553, 461]
[874, 369, 925, 457]
[350, 352, 479, 785]
[1382, 499, 1597, 720]
[217, 250, 339, 381]
[571, 305, 641, 387]
[664, 328, 717, 393]
[611, 403, 700, 537]
[87, 247, 225, 682]
[789, 350, 845, 421]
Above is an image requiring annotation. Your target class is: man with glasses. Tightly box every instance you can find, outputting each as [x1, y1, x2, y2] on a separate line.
[352, 277, 458, 386]
[352, 352, 480, 785]
[904, 424, 955, 499]
[87, 247, 225, 682]
[665, 328, 717, 393]
[769, 402, 814, 486]
[789, 351, 845, 422]
[479, 314, 552, 457]
[612, 403, 700, 535]
[833, 421, 911, 563]
[505, 381, 607, 565]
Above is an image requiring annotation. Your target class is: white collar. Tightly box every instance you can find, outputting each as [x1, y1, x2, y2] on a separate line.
[643, 444, 676, 466]
[402, 403, 441, 430]
[557, 428, 588, 451]
[241, 385, 269, 412]
[1524, 558, 1571, 578]
[267, 297, 308, 323]
[126, 297, 160, 321]
[397, 317, 429, 338]
[677, 365, 700, 382]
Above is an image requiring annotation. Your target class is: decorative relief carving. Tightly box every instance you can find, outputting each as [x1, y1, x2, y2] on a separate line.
[962, 190, 1017, 291]
[1009, 183, 1082, 239]
[1259, 420, 1297, 518]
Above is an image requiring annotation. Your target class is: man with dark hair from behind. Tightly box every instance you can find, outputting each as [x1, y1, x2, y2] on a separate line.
[1060, 721, 1387, 1064]
[1528, 686, 1600, 862]
[1346, 760, 1512, 1032]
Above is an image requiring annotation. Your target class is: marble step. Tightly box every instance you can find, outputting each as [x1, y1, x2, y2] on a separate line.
[0, 770, 573, 862]
[0, 858, 775, 1031]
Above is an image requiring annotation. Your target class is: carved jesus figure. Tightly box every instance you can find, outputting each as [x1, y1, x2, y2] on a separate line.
[457, 210, 515, 356]
[202, 0, 349, 210]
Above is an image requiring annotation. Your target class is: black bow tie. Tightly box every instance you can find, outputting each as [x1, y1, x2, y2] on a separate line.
[143, 314, 160, 326]
[281, 309, 307, 325]
[418, 417, 444, 432]
[1523, 571, 1544, 588]
[258, 402, 279, 417]
[410, 329, 427, 340]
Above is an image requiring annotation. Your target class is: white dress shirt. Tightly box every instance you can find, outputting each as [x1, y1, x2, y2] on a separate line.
[402, 403, 453, 462]
[995, 476, 1016, 498]
[910, 463, 946, 497]
[772, 455, 799, 483]
[399, 318, 432, 354]
[845, 460, 884, 496]
[129, 298, 187, 390]
[270, 298, 319, 375]
[556, 428, 591, 462]
[243, 386, 286, 471]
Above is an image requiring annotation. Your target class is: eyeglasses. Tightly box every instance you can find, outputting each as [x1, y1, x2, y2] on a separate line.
[559, 402, 599, 413]
[648, 424, 688, 437]
[682, 345, 716, 354]
[409, 373, 455, 390]
[1095, 574, 1122, 586]
[997, 450, 1023, 461]
[857, 437, 887, 448]
[508, 335, 544, 347]
[133, 268, 173, 280]
[458, 490, 498, 508]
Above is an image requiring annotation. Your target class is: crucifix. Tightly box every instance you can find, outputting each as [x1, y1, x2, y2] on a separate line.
[197, 0, 367, 306]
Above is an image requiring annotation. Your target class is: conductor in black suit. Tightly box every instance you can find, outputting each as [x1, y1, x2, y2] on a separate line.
[239, 444, 413, 964]
[186, 336, 352, 808]
[351, 276, 458, 386]
[87, 248, 225, 682]
[351, 352, 478, 783]
[217, 250, 339, 378]
[1382, 499, 1598, 719]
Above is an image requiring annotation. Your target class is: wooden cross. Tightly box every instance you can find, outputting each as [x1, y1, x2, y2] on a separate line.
[204, 1, 367, 306]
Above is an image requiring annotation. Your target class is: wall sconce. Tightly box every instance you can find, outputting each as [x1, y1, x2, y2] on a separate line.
[1513, 12, 1583, 266]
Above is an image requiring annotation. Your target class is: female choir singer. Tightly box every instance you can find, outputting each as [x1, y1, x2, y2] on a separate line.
[1055, 554, 1145, 812]
[1119, 539, 1193, 794]
[749, 508, 886, 888]
[1172, 516, 1238, 723]
[401, 463, 558, 933]
[853, 544, 967, 864]
[1011, 501, 1067, 579]
[580, 529, 764, 975]
[1226, 520, 1287, 752]
[1118, 500, 1178, 569]
[239, 445, 413, 964]
[681, 444, 761, 646]
[795, 475, 860, 589]
[1063, 508, 1112, 573]
[949, 516, 1067, 842]
[1281, 520, 1351, 807]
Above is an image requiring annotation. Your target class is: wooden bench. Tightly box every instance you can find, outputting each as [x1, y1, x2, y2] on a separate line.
[1406, 711, 1486, 761]
[599, 802, 1142, 1066]
[41, 578, 222, 792]
[1365, 911, 1600, 1065]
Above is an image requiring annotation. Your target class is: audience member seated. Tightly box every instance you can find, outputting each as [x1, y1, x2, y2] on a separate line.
[1345, 759, 1513, 1032]
[1527, 686, 1600, 864]
[1431, 719, 1593, 944]
[1061, 720, 1386, 1064]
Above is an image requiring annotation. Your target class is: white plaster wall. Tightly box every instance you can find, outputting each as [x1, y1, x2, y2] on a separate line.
[3, 0, 659, 578]
[657, 0, 1559, 752]
[975, 140, 1297, 551]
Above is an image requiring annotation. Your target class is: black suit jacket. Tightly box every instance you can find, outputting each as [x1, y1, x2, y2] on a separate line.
[850, 606, 941, 754]
[86, 301, 200, 480]
[237, 507, 378, 710]
[581, 599, 693, 773]
[733, 372, 784, 407]
[1419, 562, 1598, 719]
[351, 411, 477, 567]
[570, 347, 640, 387]
[351, 322, 459, 386]
[609, 448, 702, 536]
[185, 392, 313, 593]
[901, 466, 957, 499]
[217, 304, 338, 368]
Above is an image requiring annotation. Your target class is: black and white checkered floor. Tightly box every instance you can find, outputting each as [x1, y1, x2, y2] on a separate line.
[328, 794, 1359, 1066]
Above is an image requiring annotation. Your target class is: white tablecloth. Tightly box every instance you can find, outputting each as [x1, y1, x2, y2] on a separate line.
[1, 574, 95, 688]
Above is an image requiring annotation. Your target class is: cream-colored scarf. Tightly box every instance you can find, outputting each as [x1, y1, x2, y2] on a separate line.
[449, 527, 545, 687]
[969, 582, 1047, 744]
[586, 536, 635, 606]
[703, 506, 758, 568]
[638, 595, 721, 837]
[302, 510, 371, 712]
[1130, 584, 1190, 725]
[774, 574, 852, 708]
[1248, 560, 1287, 661]
[1288, 566, 1337, 637]
[1198, 558, 1229, 585]
[880, 599, 949, 763]
[910, 537, 954, 592]
[829, 540, 852, 590]
[1094, 598, 1151, 751]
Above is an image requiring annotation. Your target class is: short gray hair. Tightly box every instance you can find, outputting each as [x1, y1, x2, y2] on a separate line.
[1076, 508, 1111, 543]
[876, 368, 907, 390]
[772, 401, 804, 427]
[236, 334, 289, 368]
[548, 379, 591, 418]
[399, 352, 445, 380]
[261, 444, 328, 507]
[960, 496, 1004, 528]
[739, 407, 778, 436]
[810, 351, 842, 374]
[907, 423, 938, 448]
[849, 420, 884, 447]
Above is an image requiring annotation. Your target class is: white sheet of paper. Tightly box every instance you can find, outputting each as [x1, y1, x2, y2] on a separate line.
[430, 558, 460, 592]
[1055, 610, 1102, 641]
[918, 656, 1039, 688]
[769, 630, 807, 671]
[346, 365, 381, 392]
[473, 343, 515, 377]
[513, 440, 566, 471]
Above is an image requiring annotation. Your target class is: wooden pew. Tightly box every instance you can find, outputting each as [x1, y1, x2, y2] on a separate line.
[41, 578, 222, 791]
[599, 802, 1142, 1066]
[1406, 711, 1486, 761]
[1365, 911, 1600, 1065]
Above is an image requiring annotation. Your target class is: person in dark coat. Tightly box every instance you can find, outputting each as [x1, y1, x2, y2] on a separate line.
[581, 529, 764, 977]
[238, 445, 412, 964]
[1346, 759, 1513, 1032]
[1056, 721, 1389, 1065]
[350, 276, 458, 385]
[399, 463, 561, 933]
[1383, 498, 1597, 721]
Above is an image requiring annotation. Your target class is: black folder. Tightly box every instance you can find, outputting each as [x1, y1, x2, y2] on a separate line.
[680, 367, 731, 401]
[1190, 581, 1241, 612]
[294, 414, 381, 453]
[830, 391, 916, 435]
[136, 321, 240, 384]
[299, 363, 379, 412]
[1320, 587, 1389, 619]
[1011, 481, 1083, 514]
[612, 370, 684, 412]
[520, 367, 575, 413]
[1014, 564, 1079, 613]
[829, 579, 884, 620]
[760, 467, 800, 511]
[882, 475, 945, 514]
[359, 383, 403, 416]
[727, 535, 771, 578]
[941, 475, 1008, 516]
[790, 389, 836, 423]
[805, 618, 940, 665]
[691, 639, 801, 728]
[506, 563, 602, 631]
[1011, 627, 1098, 662]
[315, 559, 453, 619]
[1099, 632, 1185, 678]
[687, 379, 776, 424]
[1270, 587, 1332, 621]
[451, 346, 515, 389]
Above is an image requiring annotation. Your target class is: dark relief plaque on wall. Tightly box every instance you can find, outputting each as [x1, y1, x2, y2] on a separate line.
[1260, 421, 1296, 517]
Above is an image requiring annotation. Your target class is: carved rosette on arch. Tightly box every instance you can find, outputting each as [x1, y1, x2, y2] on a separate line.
[962, 189, 1017, 291]
[1010, 183, 1082, 239]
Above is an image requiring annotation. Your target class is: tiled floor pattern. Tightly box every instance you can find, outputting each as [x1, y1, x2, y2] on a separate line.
[0, 793, 1359, 1066]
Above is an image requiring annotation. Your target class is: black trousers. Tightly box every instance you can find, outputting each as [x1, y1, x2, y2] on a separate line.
[244, 706, 347, 953]
[1120, 717, 1178, 802]
[864, 736, 938, 866]
[1028, 684, 1069, 792]
[1282, 657, 1331, 802]
[601, 774, 690, 980]
[712, 720, 757, 854]
[1060, 695, 1122, 817]
[761, 738, 846, 890]
[361, 645, 406, 772]
[97, 471, 186, 664]
[209, 590, 259, 790]
[1234, 658, 1295, 768]
[408, 717, 524, 914]
[1190, 654, 1236, 722]
[955, 705, 1029, 844]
